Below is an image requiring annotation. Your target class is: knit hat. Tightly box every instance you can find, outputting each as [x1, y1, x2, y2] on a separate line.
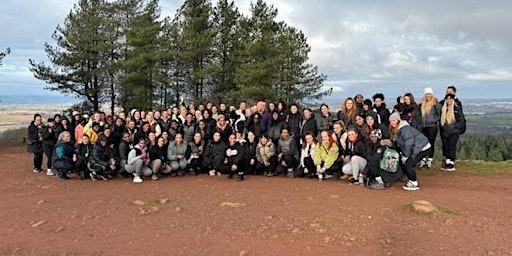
[389, 112, 401, 122]
[424, 87, 434, 95]
[72, 111, 80, 117]
[365, 111, 377, 121]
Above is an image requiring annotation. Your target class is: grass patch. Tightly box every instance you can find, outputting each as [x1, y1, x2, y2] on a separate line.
[403, 203, 458, 216]
[417, 160, 512, 176]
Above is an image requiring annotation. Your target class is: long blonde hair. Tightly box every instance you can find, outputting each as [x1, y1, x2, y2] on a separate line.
[420, 95, 437, 117]
[440, 101, 455, 127]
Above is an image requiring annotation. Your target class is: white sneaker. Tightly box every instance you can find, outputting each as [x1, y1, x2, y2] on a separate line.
[133, 174, 143, 183]
[46, 169, 55, 176]
[402, 180, 419, 191]
[418, 159, 426, 168]
[426, 158, 433, 168]
[151, 174, 159, 180]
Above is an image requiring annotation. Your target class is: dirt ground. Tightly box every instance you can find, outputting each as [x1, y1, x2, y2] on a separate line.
[1, 145, 511, 256]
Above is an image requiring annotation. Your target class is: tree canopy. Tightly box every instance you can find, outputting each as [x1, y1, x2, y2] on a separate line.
[29, 0, 329, 113]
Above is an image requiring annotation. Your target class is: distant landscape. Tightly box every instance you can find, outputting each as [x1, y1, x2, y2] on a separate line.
[1, 95, 511, 138]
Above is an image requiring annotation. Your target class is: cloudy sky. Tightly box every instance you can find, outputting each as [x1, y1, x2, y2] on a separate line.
[1, 0, 511, 103]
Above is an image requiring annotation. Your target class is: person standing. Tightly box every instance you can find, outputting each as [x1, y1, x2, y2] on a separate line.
[42, 118, 58, 176]
[419, 87, 441, 168]
[439, 93, 466, 171]
[28, 114, 44, 173]
[389, 113, 431, 191]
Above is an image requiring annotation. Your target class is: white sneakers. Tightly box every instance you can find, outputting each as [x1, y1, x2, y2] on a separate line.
[132, 174, 143, 183]
[46, 168, 55, 176]
[403, 180, 419, 191]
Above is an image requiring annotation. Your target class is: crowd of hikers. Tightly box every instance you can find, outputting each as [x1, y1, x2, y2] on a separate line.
[27, 86, 466, 191]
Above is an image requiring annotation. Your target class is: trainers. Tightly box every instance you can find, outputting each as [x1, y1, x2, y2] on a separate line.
[133, 174, 143, 183]
[90, 172, 98, 181]
[358, 175, 364, 186]
[286, 169, 295, 178]
[402, 180, 419, 191]
[266, 172, 275, 177]
[46, 169, 55, 176]
[444, 164, 455, 172]
[317, 173, 324, 182]
[426, 158, 433, 168]
[33, 168, 42, 173]
[324, 174, 333, 179]
[419, 158, 427, 168]
[209, 170, 216, 176]
[151, 174, 159, 180]
[98, 175, 108, 181]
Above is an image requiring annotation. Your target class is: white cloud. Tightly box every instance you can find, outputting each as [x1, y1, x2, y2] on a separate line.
[467, 69, 512, 81]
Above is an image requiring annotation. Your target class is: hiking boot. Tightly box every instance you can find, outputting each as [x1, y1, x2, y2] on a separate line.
[402, 180, 419, 191]
[151, 174, 159, 180]
[132, 174, 143, 183]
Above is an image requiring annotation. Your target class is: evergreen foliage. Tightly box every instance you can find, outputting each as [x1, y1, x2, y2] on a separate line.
[29, 0, 330, 111]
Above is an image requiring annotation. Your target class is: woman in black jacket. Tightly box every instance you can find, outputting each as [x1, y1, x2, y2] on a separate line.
[42, 118, 58, 176]
[202, 132, 227, 176]
[149, 137, 171, 180]
[341, 127, 368, 184]
[219, 134, 246, 180]
[27, 114, 44, 173]
[440, 93, 466, 171]
[75, 134, 94, 180]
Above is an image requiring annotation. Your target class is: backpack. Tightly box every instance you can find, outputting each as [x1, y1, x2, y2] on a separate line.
[379, 147, 400, 173]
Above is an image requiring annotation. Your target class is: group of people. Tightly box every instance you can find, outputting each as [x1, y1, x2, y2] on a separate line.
[27, 86, 466, 190]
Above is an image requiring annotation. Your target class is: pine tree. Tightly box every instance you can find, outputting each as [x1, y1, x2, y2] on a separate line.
[174, 0, 215, 103]
[209, 0, 241, 104]
[29, 0, 112, 111]
[119, 0, 163, 111]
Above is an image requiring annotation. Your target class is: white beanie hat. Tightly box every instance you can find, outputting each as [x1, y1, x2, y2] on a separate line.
[424, 87, 434, 95]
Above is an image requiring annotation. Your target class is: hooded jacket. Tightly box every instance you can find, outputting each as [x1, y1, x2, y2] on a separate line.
[395, 121, 430, 159]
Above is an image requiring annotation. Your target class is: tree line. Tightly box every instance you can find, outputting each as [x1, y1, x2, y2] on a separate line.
[430, 135, 512, 162]
[29, 0, 330, 114]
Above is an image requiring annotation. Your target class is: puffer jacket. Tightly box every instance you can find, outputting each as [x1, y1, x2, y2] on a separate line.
[167, 141, 188, 161]
[420, 103, 441, 128]
[440, 104, 466, 137]
[277, 135, 299, 161]
[396, 121, 430, 159]
[313, 141, 339, 170]
[256, 141, 275, 163]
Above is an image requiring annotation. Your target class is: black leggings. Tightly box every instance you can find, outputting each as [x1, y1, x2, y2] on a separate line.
[42, 143, 54, 169]
[422, 127, 438, 158]
[33, 152, 43, 170]
[441, 133, 460, 162]
[400, 148, 430, 182]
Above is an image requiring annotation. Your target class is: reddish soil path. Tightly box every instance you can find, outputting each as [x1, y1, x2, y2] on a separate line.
[1, 145, 511, 256]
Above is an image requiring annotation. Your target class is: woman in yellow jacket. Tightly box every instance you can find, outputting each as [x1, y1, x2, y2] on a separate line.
[313, 130, 339, 181]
